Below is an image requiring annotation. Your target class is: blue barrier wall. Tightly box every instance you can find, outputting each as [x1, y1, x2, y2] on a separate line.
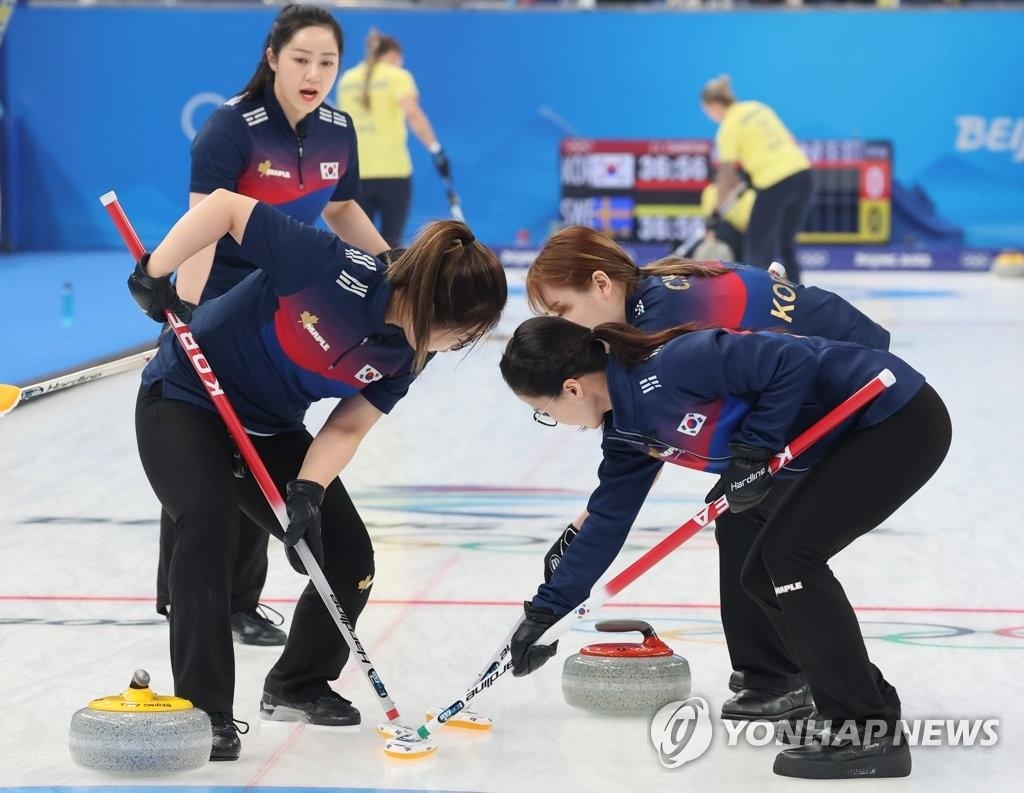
[2, 6, 1022, 251]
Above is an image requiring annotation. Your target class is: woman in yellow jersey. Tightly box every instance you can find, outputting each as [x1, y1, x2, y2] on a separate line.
[337, 29, 450, 248]
[701, 75, 813, 282]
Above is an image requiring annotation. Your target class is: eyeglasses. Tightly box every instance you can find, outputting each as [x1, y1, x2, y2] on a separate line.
[532, 394, 558, 427]
[444, 323, 481, 352]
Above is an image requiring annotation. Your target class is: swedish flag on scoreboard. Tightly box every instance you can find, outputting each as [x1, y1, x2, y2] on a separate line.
[591, 196, 634, 235]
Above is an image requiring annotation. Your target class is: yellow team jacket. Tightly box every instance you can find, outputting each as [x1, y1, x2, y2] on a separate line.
[715, 101, 810, 190]
[337, 61, 418, 179]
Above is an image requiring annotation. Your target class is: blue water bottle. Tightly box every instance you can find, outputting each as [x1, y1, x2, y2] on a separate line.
[60, 281, 74, 327]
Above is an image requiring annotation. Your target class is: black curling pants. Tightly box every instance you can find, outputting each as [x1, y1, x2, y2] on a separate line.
[745, 168, 814, 283]
[357, 177, 412, 250]
[136, 385, 375, 716]
[715, 478, 805, 693]
[156, 508, 269, 617]
[739, 383, 951, 727]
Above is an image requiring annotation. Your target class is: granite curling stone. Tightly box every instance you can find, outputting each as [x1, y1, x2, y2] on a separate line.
[992, 250, 1024, 278]
[69, 669, 212, 774]
[562, 620, 690, 715]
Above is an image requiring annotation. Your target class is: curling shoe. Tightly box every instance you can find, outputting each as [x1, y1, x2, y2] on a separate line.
[773, 727, 911, 779]
[260, 686, 361, 726]
[721, 683, 814, 722]
[209, 713, 248, 761]
[230, 604, 287, 646]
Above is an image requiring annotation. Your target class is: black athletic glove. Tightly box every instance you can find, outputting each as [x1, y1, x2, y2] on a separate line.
[543, 523, 579, 584]
[431, 146, 451, 179]
[127, 254, 196, 323]
[511, 601, 561, 677]
[705, 443, 775, 513]
[283, 479, 326, 575]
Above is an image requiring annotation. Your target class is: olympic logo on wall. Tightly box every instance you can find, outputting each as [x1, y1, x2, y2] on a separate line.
[180, 92, 226, 141]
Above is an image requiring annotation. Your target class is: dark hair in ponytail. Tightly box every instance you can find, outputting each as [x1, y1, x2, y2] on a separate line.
[500, 317, 700, 397]
[526, 225, 728, 315]
[361, 29, 401, 111]
[387, 221, 507, 372]
[239, 4, 344, 102]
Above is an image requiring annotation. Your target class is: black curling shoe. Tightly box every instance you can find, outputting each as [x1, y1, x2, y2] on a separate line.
[231, 604, 287, 646]
[721, 684, 815, 722]
[773, 730, 911, 779]
[776, 708, 825, 744]
[260, 687, 361, 726]
[209, 712, 249, 761]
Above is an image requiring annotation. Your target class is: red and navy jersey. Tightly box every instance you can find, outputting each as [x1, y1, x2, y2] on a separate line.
[190, 86, 361, 300]
[142, 203, 416, 434]
[532, 329, 926, 616]
[628, 265, 890, 350]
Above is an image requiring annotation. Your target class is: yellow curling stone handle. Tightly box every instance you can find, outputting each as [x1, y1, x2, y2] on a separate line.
[86, 669, 195, 712]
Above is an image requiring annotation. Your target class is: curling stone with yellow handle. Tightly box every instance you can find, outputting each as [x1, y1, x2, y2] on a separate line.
[69, 670, 211, 774]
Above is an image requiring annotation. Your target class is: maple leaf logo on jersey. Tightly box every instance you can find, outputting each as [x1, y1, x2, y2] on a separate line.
[357, 574, 374, 591]
[257, 160, 291, 179]
[299, 311, 330, 351]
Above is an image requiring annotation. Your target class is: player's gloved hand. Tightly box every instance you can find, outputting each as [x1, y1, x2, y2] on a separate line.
[283, 479, 326, 575]
[511, 602, 561, 677]
[430, 145, 451, 179]
[705, 210, 723, 232]
[543, 523, 579, 584]
[705, 443, 775, 513]
[127, 254, 196, 323]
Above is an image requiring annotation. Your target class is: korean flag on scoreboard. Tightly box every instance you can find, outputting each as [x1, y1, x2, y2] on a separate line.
[588, 153, 635, 189]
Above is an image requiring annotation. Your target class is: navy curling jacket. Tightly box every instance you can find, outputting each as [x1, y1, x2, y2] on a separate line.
[531, 329, 925, 617]
[143, 202, 418, 435]
[627, 265, 890, 351]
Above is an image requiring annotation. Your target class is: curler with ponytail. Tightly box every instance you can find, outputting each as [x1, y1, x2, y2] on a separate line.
[386, 221, 507, 372]
[700, 74, 736, 107]
[500, 318, 607, 398]
[526, 226, 728, 315]
[500, 317, 702, 399]
[361, 28, 401, 111]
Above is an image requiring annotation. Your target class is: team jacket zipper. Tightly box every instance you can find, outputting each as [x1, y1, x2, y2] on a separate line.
[607, 428, 712, 462]
[328, 337, 368, 370]
[608, 427, 809, 472]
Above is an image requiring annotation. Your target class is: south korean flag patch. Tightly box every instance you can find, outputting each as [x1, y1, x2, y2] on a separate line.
[676, 412, 707, 437]
[355, 364, 383, 384]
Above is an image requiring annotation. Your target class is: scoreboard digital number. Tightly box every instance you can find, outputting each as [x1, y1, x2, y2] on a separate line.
[559, 138, 892, 245]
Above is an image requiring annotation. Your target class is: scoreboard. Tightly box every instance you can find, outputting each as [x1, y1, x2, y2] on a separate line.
[558, 138, 892, 245]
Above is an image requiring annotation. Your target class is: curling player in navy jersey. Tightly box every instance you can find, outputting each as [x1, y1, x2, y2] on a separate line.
[128, 187, 506, 760]
[525, 225, 890, 725]
[499, 316, 950, 779]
